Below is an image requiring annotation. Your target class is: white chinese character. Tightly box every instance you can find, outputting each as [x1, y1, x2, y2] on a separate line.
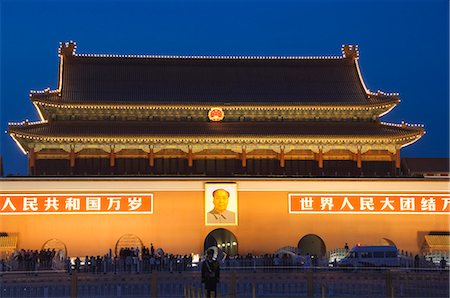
[400, 197, 415, 211]
[107, 197, 121, 210]
[360, 197, 375, 211]
[320, 197, 334, 210]
[65, 197, 81, 211]
[23, 197, 38, 211]
[380, 197, 395, 211]
[340, 197, 354, 210]
[420, 198, 436, 211]
[1, 197, 17, 211]
[86, 197, 101, 211]
[441, 198, 450, 211]
[128, 197, 142, 211]
[44, 197, 59, 211]
[299, 197, 314, 210]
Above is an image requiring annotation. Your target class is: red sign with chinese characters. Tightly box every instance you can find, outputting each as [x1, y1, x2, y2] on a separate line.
[0, 194, 153, 214]
[289, 194, 450, 214]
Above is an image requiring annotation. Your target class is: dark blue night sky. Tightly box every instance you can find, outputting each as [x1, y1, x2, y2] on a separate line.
[1, 0, 448, 175]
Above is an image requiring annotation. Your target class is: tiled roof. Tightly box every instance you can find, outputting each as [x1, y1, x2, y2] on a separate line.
[424, 235, 450, 249]
[401, 158, 449, 174]
[31, 45, 396, 105]
[0, 235, 18, 249]
[9, 120, 422, 138]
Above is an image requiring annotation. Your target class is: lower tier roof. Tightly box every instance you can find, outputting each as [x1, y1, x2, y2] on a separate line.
[9, 120, 423, 138]
[9, 121, 424, 152]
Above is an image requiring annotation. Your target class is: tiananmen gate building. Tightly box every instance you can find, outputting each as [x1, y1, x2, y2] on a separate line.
[2, 42, 449, 259]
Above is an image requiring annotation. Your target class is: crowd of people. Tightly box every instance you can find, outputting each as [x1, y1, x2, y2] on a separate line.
[0, 249, 350, 274]
[0, 248, 59, 272]
[0, 246, 447, 274]
[66, 245, 194, 274]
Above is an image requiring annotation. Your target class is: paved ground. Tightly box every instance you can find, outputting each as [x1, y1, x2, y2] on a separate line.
[0, 268, 449, 297]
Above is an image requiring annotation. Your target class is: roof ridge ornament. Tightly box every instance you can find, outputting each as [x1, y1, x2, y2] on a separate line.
[342, 44, 359, 59]
[58, 41, 77, 56]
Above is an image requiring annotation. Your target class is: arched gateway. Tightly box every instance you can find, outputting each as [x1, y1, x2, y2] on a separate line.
[115, 234, 144, 256]
[204, 229, 238, 256]
[380, 238, 397, 247]
[297, 234, 326, 257]
[42, 238, 67, 258]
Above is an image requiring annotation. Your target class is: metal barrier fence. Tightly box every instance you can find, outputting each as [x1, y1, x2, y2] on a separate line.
[0, 267, 448, 297]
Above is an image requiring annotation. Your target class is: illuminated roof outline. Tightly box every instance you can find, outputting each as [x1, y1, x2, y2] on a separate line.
[29, 41, 399, 105]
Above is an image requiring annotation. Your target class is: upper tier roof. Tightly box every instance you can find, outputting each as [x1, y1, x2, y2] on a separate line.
[30, 42, 397, 105]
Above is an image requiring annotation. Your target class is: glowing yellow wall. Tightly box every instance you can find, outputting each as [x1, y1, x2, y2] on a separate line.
[0, 178, 448, 256]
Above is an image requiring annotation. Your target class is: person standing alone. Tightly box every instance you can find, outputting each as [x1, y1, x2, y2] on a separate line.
[201, 249, 220, 298]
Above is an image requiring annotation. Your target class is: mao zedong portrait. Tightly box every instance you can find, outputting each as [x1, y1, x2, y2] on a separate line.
[207, 189, 236, 224]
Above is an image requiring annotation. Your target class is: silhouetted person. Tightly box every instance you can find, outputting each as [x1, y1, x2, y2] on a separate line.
[440, 257, 446, 269]
[201, 249, 220, 298]
[414, 254, 420, 269]
[74, 257, 81, 272]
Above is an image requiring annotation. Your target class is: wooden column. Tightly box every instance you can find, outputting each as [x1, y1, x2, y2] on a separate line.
[318, 148, 323, 169]
[279, 147, 285, 168]
[395, 149, 401, 169]
[188, 146, 193, 167]
[241, 148, 247, 168]
[28, 148, 35, 175]
[69, 148, 76, 168]
[110, 149, 116, 167]
[356, 148, 362, 169]
[148, 147, 154, 167]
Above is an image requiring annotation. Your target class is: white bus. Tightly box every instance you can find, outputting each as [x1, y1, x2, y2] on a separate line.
[338, 245, 400, 267]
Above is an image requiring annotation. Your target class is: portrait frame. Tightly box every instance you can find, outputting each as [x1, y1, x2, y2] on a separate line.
[204, 183, 238, 226]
